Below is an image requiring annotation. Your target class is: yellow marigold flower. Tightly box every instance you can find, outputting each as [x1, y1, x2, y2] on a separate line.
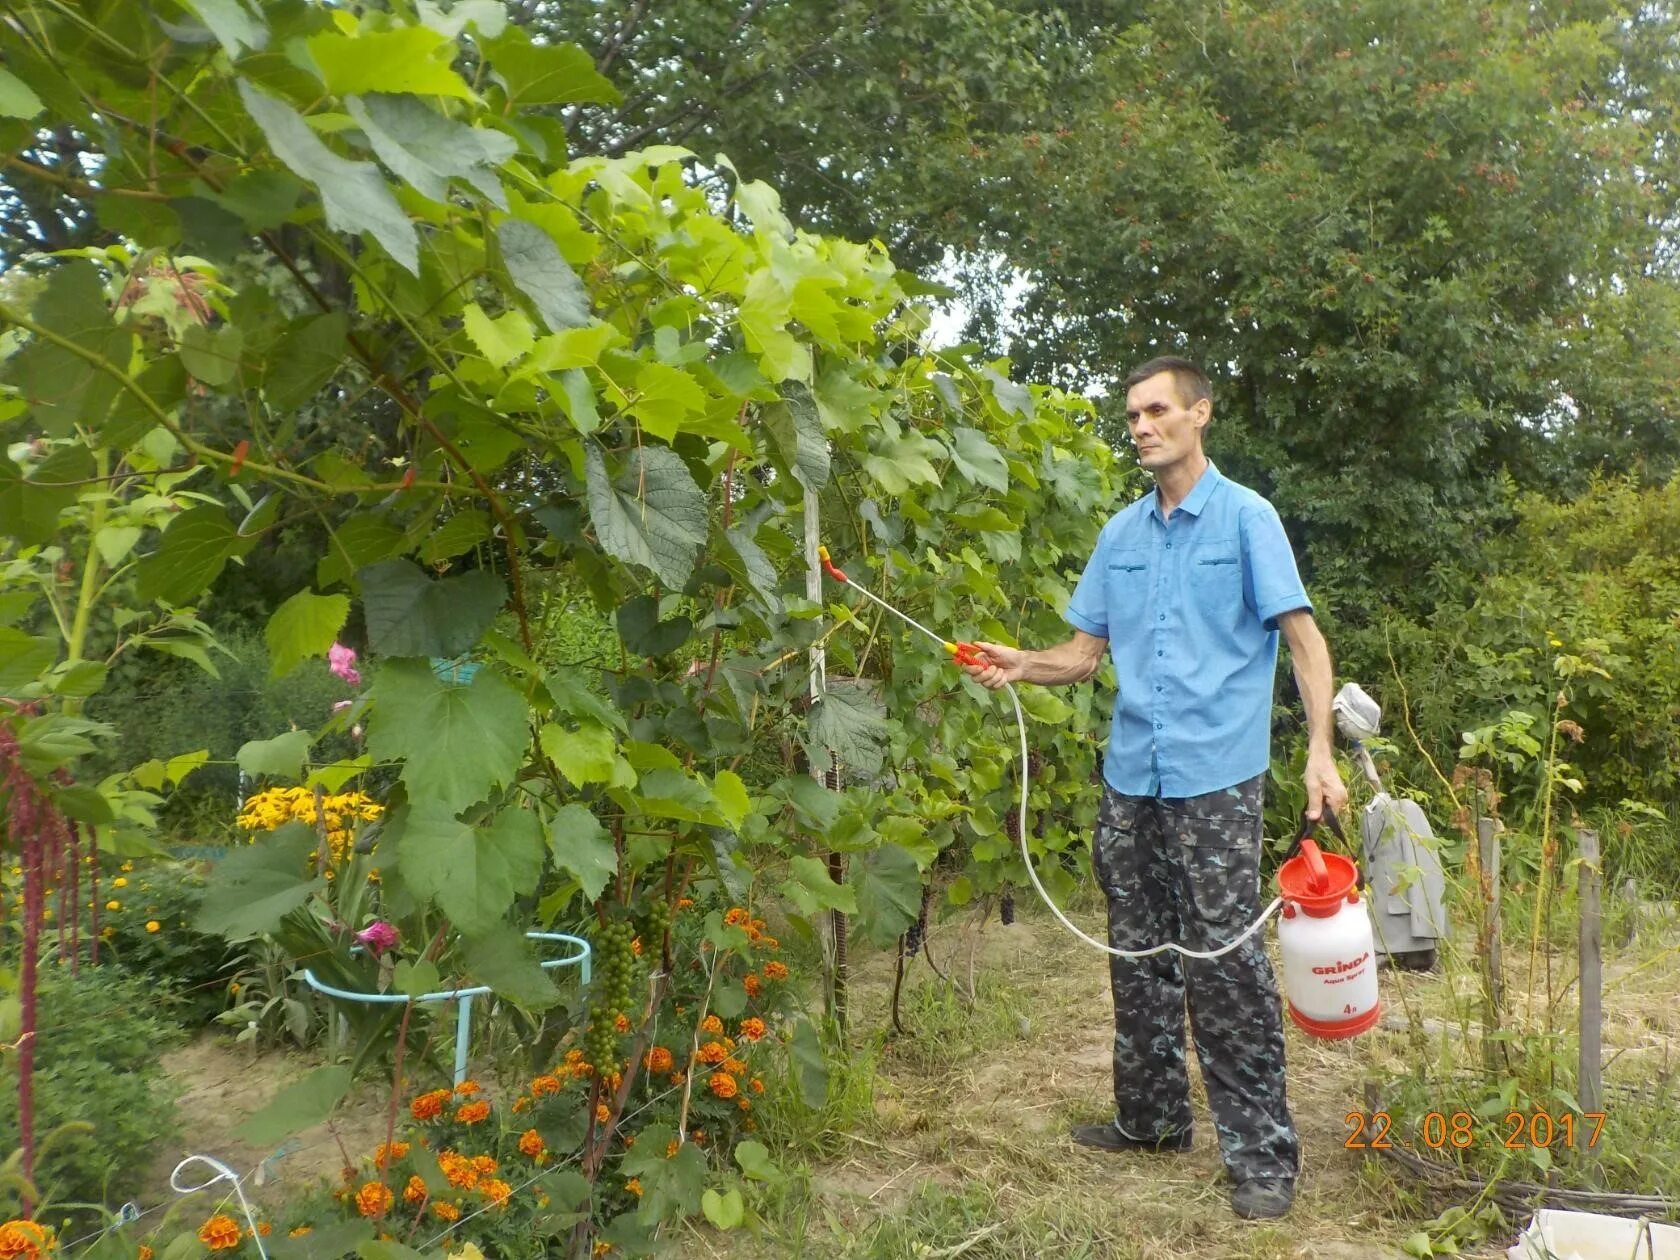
[763, 961, 789, 981]
[738, 1017, 767, 1042]
[518, 1129, 546, 1158]
[145, 920, 161, 933]
[696, 1040, 728, 1065]
[530, 1074, 561, 1097]
[121, 861, 133, 871]
[699, 1014, 723, 1035]
[105, 900, 120, 911]
[708, 1072, 738, 1100]
[410, 1089, 450, 1121]
[431, 1202, 460, 1223]
[355, 1182, 394, 1219]
[644, 1046, 673, 1073]
[625, 1177, 643, 1198]
[112, 877, 128, 888]
[372, 1141, 410, 1168]
[481, 1179, 512, 1209]
[723, 907, 750, 927]
[198, 1215, 243, 1250]
[454, 1100, 491, 1125]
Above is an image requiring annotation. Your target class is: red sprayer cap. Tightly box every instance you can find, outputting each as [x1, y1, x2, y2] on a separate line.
[1276, 838, 1359, 919]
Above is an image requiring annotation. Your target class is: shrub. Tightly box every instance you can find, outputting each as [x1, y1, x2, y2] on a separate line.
[94, 861, 232, 1025]
[0, 967, 184, 1216]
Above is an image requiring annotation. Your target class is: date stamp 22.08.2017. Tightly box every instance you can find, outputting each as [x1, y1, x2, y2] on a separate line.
[1345, 1109, 1606, 1152]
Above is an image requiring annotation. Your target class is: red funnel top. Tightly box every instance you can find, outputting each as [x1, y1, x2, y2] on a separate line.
[1277, 838, 1359, 918]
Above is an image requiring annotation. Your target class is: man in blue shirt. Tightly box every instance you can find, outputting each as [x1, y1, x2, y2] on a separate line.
[963, 356, 1347, 1221]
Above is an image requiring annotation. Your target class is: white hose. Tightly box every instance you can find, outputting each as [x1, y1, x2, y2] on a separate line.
[826, 559, 1283, 961]
[998, 678, 1283, 961]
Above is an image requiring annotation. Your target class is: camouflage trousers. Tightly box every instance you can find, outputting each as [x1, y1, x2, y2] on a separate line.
[1090, 776, 1300, 1183]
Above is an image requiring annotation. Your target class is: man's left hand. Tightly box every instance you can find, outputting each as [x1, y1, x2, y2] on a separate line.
[1303, 747, 1348, 823]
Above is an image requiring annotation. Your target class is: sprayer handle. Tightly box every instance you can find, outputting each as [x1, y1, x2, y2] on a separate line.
[1298, 837, 1330, 894]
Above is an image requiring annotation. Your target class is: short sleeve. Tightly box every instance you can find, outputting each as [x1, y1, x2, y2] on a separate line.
[1065, 534, 1110, 638]
[1241, 504, 1312, 629]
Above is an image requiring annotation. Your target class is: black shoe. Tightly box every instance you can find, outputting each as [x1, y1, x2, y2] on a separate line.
[1230, 1178, 1294, 1220]
[1070, 1121, 1193, 1154]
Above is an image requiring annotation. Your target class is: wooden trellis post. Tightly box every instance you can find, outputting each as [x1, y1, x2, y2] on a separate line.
[1478, 815, 1504, 1074]
[1577, 827, 1603, 1142]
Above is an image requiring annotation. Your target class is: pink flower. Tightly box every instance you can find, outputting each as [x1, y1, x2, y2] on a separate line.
[329, 642, 362, 687]
[355, 921, 399, 955]
[332, 700, 354, 713]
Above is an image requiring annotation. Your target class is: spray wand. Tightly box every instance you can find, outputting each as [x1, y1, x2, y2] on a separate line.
[817, 546, 1282, 961]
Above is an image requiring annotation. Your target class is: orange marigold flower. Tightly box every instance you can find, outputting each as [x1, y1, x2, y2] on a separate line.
[630, 937, 642, 956]
[564, 1048, 586, 1064]
[512, 1096, 530, 1113]
[613, 1012, 630, 1033]
[453, 1080, 481, 1096]
[372, 1140, 410, 1167]
[518, 1129, 546, 1158]
[763, 961, 789, 981]
[699, 1014, 723, 1035]
[139, 1247, 154, 1260]
[723, 907, 750, 927]
[676, 897, 694, 910]
[481, 1179, 512, 1209]
[595, 1103, 610, 1124]
[410, 1089, 450, 1121]
[644, 1046, 674, 1073]
[432, 1202, 460, 1223]
[593, 1243, 612, 1257]
[750, 1077, 764, 1094]
[287, 1227, 313, 1238]
[743, 975, 762, 999]
[438, 1151, 479, 1190]
[531, 1074, 561, 1096]
[760, 936, 781, 951]
[198, 1215, 243, 1250]
[665, 1140, 680, 1158]
[403, 1176, 428, 1206]
[696, 1040, 728, 1065]
[454, 1100, 491, 1125]
[570, 1061, 594, 1080]
[738, 1097, 753, 1112]
[738, 1017, 767, 1042]
[690, 1129, 706, 1145]
[257, 1223, 272, 1237]
[471, 1155, 498, 1176]
[708, 1072, 738, 1099]
[355, 1182, 395, 1219]
[0, 1220, 55, 1260]
[723, 1057, 748, 1076]
[625, 1177, 643, 1198]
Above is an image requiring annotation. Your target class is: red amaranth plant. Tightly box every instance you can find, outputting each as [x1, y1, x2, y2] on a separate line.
[0, 715, 80, 1216]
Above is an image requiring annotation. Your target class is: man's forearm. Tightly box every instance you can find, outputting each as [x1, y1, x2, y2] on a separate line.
[1020, 636, 1105, 685]
[1288, 619, 1336, 753]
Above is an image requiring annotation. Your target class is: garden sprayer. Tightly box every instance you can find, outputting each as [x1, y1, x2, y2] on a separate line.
[818, 545, 1380, 1040]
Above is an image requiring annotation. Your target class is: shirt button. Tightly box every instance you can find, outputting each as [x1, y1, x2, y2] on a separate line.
[1155, 684, 1163, 691]
[1157, 613, 1165, 621]
[1154, 721, 1163, 730]
[1156, 649, 1164, 657]
[1165, 542, 1172, 549]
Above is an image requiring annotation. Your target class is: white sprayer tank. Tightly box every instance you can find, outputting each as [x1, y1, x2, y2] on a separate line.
[1275, 837, 1380, 1038]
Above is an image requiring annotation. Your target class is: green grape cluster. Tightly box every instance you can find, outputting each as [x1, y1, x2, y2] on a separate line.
[637, 897, 671, 959]
[584, 919, 638, 1072]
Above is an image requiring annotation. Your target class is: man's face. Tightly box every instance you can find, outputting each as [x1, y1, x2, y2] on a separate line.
[1124, 371, 1209, 475]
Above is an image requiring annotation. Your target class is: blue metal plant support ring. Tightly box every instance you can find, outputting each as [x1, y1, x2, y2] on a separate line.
[298, 932, 591, 1086]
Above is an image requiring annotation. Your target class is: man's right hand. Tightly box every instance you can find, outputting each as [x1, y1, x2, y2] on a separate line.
[961, 641, 1027, 690]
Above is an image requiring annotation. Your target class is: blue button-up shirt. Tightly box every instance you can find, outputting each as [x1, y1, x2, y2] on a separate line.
[1065, 462, 1311, 799]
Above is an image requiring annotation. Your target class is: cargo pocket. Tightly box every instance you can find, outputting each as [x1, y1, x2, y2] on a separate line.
[1171, 799, 1262, 930]
[1091, 792, 1144, 900]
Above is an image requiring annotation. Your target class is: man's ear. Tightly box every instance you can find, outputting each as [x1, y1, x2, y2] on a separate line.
[1192, 397, 1212, 432]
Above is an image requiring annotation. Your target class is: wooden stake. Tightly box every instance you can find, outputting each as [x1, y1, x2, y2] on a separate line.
[1478, 815, 1503, 1074]
[1577, 826, 1603, 1142]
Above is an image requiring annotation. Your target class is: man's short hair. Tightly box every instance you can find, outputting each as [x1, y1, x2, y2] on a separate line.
[1123, 356, 1212, 410]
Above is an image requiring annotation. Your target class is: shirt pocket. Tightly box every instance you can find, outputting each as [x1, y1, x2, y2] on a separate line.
[1189, 538, 1240, 590]
[1104, 547, 1150, 631]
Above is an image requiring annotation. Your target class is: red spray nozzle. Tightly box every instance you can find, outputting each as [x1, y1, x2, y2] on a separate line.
[817, 545, 848, 583]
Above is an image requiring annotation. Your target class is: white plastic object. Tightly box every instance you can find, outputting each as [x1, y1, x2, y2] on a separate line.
[1277, 891, 1380, 1037]
[1508, 1209, 1680, 1259]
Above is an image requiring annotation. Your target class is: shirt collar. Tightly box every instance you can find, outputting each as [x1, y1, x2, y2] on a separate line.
[1152, 460, 1222, 522]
